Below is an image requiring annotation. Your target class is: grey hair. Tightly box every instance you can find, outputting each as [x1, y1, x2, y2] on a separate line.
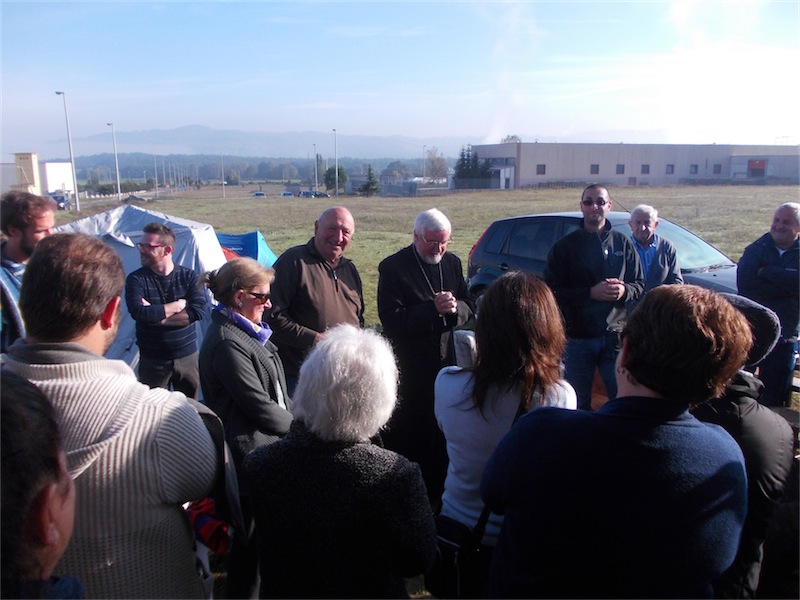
[630, 204, 658, 221]
[292, 324, 399, 442]
[776, 202, 800, 226]
[413, 208, 451, 236]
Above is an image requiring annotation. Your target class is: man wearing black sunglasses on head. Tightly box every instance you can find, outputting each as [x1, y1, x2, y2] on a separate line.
[544, 184, 644, 411]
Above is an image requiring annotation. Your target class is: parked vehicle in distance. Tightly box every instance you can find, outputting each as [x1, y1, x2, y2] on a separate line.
[467, 211, 738, 297]
[50, 191, 71, 210]
[252, 191, 266, 197]
[313, 191, 331, 198]
[299, 191, 315, 198]
[280, 191, 294, 197]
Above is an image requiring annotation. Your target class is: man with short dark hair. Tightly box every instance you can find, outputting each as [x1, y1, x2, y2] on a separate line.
[125, 222, 206, 397]
[267, 206, 364, 394]
[737, 202, 800, 407]
[0, 190, 56, 352]
[1, 233, 217, 598]
[544, 185, 644, 410]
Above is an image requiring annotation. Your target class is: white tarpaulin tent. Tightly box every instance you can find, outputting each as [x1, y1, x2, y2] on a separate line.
[56, 204, 227, 369]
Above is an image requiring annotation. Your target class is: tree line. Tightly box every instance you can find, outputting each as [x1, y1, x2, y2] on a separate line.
[72, 147, 451, 193]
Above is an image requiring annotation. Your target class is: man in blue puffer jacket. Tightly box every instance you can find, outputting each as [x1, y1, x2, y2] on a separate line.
[737, 202, 800, 407]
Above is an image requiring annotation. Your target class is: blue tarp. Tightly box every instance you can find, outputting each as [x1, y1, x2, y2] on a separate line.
[216, 231, 278, 267]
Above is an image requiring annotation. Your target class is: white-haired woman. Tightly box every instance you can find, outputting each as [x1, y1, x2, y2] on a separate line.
[242, 324, 437, 598]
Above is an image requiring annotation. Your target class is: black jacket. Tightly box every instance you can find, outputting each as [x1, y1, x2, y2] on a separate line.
[693, 371, 795, 598]
[199, 310, 293, 474]
[737, 232, 799, 339]
[544, 219, 644, 338]
[242, 421, 437, 598]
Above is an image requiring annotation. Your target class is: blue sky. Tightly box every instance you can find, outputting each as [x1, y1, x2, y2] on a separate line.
[2, 0, 798, 160]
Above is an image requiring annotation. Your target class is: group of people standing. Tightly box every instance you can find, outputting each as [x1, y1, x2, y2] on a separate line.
[1, 186, 797, 599]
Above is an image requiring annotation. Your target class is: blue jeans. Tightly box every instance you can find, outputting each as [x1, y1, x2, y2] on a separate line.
[757, 339, 797, 407]
[564, 335, 620, 410]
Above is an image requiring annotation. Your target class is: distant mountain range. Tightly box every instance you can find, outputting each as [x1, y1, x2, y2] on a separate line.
[44, 125, 473, 161]
[42, 124, 677, 162]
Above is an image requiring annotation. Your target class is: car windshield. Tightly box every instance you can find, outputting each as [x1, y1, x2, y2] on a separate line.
[611, 219, 734, 272]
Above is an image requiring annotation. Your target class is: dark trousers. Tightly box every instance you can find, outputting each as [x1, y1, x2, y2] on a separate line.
[138, 351, 200, 399]
[757, 339, 797, 407]
[227, 496, 260, 599]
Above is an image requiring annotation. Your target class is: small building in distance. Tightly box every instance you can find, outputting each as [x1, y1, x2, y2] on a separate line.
[0, 153, 76, 197]
[470, 142, 799, 189]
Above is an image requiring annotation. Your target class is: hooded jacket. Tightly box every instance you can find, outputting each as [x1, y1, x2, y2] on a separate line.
[693, 371, 795, 598]
[2, 341, 218, 599]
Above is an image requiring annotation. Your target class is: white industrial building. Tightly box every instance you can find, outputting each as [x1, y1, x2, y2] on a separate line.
[1, 152, 76, 196]
[471, 142, 799, 189]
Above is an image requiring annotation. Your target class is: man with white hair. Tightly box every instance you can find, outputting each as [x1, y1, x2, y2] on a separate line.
[378, 208, 475, 502]
[628, 204, 683, 296]
[737, 202, 800, 407]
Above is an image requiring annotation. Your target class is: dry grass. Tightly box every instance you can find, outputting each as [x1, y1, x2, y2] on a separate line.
[59, 184, 798, 593]
[59, 184, 799, 328]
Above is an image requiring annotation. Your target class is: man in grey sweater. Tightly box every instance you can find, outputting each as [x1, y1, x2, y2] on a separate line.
[2, 233, 218, 599]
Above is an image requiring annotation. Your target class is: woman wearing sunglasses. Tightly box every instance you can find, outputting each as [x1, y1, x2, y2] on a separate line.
[198, 257, 293, 597]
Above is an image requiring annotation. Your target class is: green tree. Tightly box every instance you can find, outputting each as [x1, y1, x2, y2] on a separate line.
[380, 160, 411, 183]
[453, 145, 490, 189]
[358, 165, 382, 197]
[225, 169, 240, 186]
[280, 163, 298, 181]
[323, 165, 348, 192]
[242, 164, 258, 179]
[256, 161, 271, 179]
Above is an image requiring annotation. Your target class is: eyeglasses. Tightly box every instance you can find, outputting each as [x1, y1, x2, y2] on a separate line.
[582, 198, 608, 207]
[136, 242, 166, 251]
[247, 291, 271, 305]
[419, 235, 452, 248]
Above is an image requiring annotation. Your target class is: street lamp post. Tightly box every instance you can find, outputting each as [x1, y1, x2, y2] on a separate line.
[107, 122, 122, 202]
[423, 144, 427, 182]
[333, 128, 338, 198]
[313, 143, 318, 194]
[55, 91, 80, 211]
[153, 156, 159, 198]
[221, 153, 226, 199]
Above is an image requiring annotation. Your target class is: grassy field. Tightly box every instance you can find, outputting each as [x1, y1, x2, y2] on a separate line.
[58, 183, 799, 327]
[57, 184, 799, 597]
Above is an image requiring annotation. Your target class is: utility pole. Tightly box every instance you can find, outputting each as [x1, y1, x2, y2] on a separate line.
[333, 128, 338, 197]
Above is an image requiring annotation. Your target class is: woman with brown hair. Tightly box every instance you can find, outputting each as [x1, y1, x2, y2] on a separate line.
[432, 271, 576, 594]
[481, 285, 751, 598]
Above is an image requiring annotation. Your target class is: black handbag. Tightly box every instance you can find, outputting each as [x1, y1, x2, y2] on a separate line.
[424, 508, 493, 599]
[425, 401, 526, 598]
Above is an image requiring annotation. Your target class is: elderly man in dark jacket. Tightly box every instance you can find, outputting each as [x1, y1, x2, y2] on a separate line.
[737, 202, 800, 407]
[377, 208, 475, 503]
